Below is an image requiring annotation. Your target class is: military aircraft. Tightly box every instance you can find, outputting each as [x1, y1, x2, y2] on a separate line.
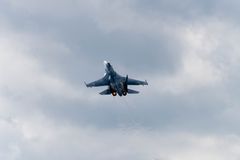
[85, 61, 148, 96]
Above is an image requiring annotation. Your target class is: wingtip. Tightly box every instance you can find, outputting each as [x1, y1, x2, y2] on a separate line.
[84, 81, 88, 87]
[145, 80, 148, 85]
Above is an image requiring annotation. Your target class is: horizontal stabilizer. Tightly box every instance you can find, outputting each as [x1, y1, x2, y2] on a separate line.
[128, 89, 139, 94]
[99, 89, 111, 95]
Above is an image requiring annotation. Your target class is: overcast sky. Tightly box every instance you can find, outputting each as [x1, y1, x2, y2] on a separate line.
[0, 0, 240, 159]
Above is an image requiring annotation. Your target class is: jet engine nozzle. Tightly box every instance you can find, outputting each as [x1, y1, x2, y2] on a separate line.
[112, 92, 117, 96]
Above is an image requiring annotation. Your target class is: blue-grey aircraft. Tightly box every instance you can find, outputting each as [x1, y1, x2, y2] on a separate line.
[85, 61, 148, 96]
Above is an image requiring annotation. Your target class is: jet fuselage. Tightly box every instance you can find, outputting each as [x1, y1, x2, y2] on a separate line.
[104, 61, 126, 96]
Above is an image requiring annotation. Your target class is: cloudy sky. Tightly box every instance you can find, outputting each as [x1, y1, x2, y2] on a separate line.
[1, 0, 240, 159]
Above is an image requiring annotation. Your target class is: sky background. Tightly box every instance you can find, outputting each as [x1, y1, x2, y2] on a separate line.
[0, 0, 240, 159]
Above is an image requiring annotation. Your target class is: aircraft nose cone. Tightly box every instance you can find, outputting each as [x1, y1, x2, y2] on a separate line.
[103, 60, 109, 66]
[104, 60, 111, 69]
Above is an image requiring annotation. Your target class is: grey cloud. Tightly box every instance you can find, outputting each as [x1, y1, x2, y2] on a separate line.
[29, 83, 232, 135]
[133, 0, 240, 21]
[133, 0, 216, 17]
[0, 0, 184, 77]
[0, 0, 240, 159]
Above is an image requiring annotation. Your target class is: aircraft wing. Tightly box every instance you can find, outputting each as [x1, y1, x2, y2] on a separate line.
[127, 77, 148, 86]
[85, 74, 109, 87]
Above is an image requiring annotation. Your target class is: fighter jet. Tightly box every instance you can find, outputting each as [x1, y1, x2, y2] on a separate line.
[85, 61, 148, 96]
